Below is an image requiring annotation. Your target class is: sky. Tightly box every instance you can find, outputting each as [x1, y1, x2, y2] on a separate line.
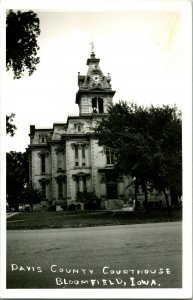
[3, 0, 192, 152]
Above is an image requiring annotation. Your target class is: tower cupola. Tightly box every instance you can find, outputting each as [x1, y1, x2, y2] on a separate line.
[86, 51, 100, 66]
[76, 46, 116, 115]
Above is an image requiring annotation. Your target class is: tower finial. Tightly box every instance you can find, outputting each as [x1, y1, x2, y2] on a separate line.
[90, 42, 94, 53]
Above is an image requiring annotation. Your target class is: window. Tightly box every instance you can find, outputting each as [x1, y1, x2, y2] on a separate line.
[58, 180, 63, 199]
[92, 98, 97, 110]
[82, 145, 86, 166]
[57, 152, 63, 170]
[74, 145, 79, 166]
[77, 124, 81, 132]
[92, 97, 104, 113]
[41, 182, 46, 198]
[41, 154, 46, 173]
[106, 148, 115, 165]
[98, 98, 104, 113]
[74, 123, 83, 132]
[40, 135, 47, 143]
[76, 177, 80, 193]
[83, 177, 87, 192]
[39, 136, 45, 143]
[74, 144, 87, 167]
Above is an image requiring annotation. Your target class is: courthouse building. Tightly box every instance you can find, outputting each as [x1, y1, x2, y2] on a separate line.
[28, 50, 131, 211]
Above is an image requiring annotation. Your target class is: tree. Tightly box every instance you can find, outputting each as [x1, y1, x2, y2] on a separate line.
[76, 191, 101, 210]
[6, 10, 40, 79]
[147, 105, 182, 212]
[6, 151, 29, 210]
[94, 101, 182, 215]
[6, 113, 17, 136]
[21, 183, 42, 211]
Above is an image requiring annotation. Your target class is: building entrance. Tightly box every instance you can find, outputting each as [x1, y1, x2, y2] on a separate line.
[106, 183, 118, 199]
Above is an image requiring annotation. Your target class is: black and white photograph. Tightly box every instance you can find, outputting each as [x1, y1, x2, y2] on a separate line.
[1, 0, 192, 299]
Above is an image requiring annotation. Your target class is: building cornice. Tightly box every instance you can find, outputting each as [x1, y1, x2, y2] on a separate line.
[28, 144, 51, 149]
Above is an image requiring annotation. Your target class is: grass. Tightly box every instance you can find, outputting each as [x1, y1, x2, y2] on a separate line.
[7, 208, 182, 230]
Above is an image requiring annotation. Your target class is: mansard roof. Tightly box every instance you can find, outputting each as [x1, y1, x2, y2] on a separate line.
[76, 51, 115, 104]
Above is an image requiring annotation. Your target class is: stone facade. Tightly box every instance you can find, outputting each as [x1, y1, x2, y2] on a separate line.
[28, 51, 131, 211]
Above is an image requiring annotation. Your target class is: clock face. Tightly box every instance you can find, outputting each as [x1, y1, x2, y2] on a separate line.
[91, 74, 102, 84]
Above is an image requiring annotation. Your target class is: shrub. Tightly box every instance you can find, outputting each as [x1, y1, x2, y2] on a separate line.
[76, 191, 101, 210]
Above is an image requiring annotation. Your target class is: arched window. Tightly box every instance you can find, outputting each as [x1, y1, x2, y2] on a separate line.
[57, 151, 63, 170]
[92, 97, 97, 108]
[83, 176, 87, 192]
[58, 180, 63, 199]
[92, 97, 104, 113]
[98, 98, 104, 113]
[77, 124, 81, 132]
[74, 145, 79, 166]
[41, 154, 46, 173]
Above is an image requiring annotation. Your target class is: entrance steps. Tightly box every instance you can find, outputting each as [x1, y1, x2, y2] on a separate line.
[104, 199, 124, 210]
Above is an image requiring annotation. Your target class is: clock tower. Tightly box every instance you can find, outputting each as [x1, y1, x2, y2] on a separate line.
[75, 50, 116, 115]
[28, 46, 134, 212]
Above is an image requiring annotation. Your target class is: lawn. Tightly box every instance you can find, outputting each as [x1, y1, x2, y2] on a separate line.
[7, 208, 182, 230]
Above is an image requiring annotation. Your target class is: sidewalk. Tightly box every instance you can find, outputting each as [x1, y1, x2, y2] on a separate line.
[6, 212, 20, 219]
